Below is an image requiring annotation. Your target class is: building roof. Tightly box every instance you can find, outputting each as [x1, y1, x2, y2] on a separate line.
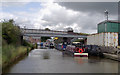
[98, 20, 120, 25]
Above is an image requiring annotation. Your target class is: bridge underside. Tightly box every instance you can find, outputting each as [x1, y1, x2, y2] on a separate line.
[23, 33, 87, 45]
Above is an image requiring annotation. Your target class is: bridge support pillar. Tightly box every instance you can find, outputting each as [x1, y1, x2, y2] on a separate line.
[63, 37, 73, 45]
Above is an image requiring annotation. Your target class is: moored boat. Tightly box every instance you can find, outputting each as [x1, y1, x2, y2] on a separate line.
[65, 44, 88, 57]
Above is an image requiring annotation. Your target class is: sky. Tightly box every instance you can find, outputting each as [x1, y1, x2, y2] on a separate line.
[0, 0, 119, 34]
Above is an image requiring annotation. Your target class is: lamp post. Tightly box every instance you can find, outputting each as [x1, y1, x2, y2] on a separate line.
[104, 10, 109, 32]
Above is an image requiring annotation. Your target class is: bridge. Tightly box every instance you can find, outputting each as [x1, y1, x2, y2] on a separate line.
[21, 28, 87, 38]
[21, 28, 87, 43]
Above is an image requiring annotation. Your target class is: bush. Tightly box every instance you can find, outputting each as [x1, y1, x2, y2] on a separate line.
[2, 19, 21, 46]
[22, 40, 30, 46]
[22, 40, 34, 49]
[2, 19, 35, 68]
[0, 46, 2, 67]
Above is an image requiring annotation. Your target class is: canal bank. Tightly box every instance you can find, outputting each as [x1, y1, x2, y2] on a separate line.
[2, 51, 28, 74]
[103, 53, 120, 61]
[2, 45, 36, 72]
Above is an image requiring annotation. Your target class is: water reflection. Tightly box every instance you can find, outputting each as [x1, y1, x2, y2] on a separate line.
[74, 57, 88, 64]
[43, 51, 50, 59]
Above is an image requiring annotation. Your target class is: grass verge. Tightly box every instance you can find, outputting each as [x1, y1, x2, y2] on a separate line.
[2, 45, 32, 69]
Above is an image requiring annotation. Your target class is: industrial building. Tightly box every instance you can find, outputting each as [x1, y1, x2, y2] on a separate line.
[98, 20, 120, 33]
[87, 20, 120, 46]
[98, 20, 120, 46]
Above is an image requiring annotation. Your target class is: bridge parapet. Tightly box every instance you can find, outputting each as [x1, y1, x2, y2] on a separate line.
[21, 28, 68, 35]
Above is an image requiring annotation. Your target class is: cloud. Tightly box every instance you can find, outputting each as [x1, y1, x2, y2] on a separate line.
[1, 0, 120, 2]
[59, 2, 118, 15]
[1, 12, 17, 20]
[1, 2, 118, 34]
[39, 2, 80, 25]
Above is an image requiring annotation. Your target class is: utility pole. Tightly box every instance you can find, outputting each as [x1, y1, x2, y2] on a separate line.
[104, 10, 109, 21]
[104, 10, 109, 32]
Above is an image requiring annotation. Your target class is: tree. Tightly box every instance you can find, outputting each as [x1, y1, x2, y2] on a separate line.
[45, 28, 50, 31]
[2, 19, 21, 46]
[41, 37, 51, 42]
[9, 19, 14, 24]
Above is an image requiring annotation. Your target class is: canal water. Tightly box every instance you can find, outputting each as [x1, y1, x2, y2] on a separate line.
[3, 48, 118, 73]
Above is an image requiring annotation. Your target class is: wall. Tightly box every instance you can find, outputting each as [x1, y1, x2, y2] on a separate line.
[87, 32, 118, 47]
[106, 22, 118, 33]
[98, 23, 105, 33]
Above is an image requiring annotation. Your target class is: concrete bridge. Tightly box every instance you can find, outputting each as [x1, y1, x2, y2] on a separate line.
[21, 28, 87, 43]
[21, 28, 87, 38]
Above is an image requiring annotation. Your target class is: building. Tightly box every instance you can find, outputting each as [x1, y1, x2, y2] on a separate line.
[97, 20, 120, 46]
[97, 20, 120, 33]
[23, 36, 41, 44]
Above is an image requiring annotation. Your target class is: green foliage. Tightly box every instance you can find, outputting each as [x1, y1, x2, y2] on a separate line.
[22, 40, 34, 49]
[2, 19, 21, 45]
[41, 37, 51, 42]
[2, 44, 27, 66]
[45, 28, 50, 31]
[22, 40, 30, 46]
[0, 22, 2, 68]
[0, 46, 1, 67]
[78, 33, 89, 35]
[74, 39, 84, 42]
[8, 19, 14, 23]
[2, 19, 36, 69]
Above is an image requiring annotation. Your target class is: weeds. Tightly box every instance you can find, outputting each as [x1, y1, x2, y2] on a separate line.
[2, 45, 27, 67]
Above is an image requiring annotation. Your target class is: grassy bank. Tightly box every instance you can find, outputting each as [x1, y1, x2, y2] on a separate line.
[2, 44, 35, 69]
[1, 19, 36, 69]
[0, 46, 2, 68]
[1, 19, 38, 70]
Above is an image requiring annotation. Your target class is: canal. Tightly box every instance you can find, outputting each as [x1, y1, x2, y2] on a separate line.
[3, 48, 118, 73]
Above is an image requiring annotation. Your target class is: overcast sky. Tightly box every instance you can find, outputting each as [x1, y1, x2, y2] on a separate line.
[1, 1, 118, 34]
